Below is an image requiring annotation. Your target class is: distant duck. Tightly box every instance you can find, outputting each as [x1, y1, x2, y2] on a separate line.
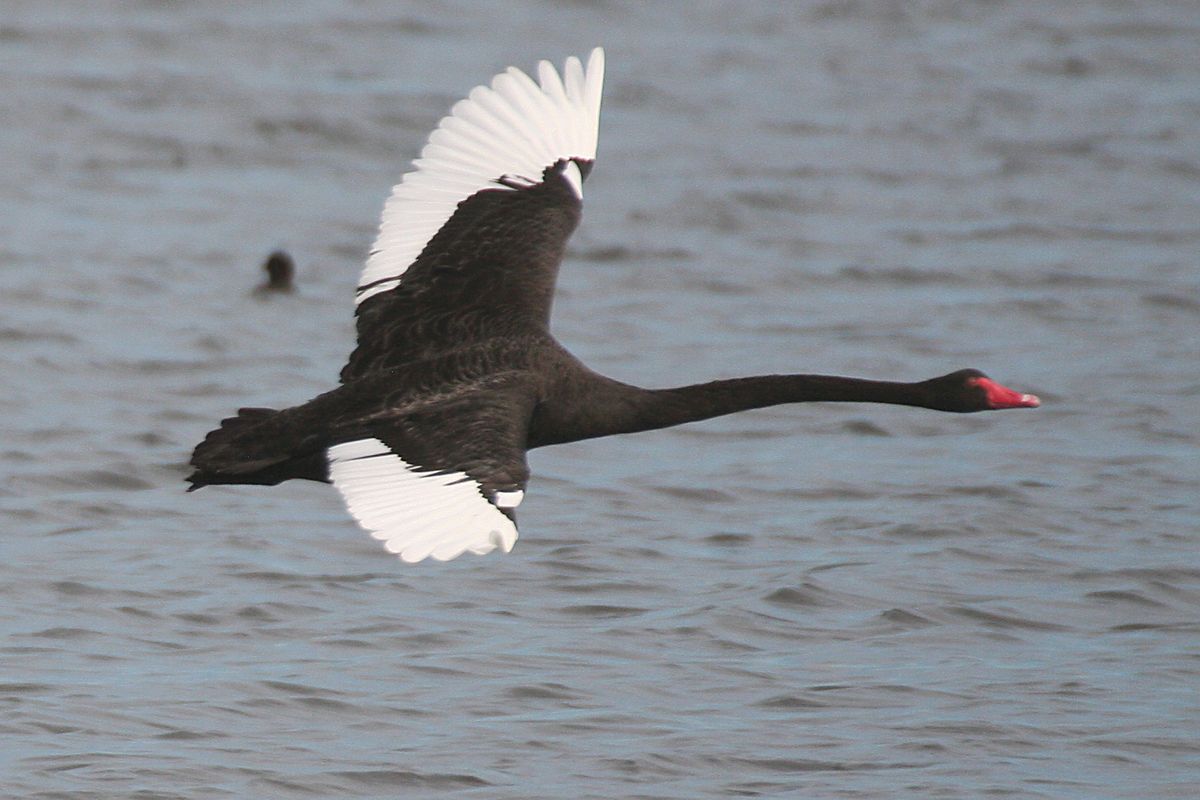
[188, 49, 1039, 563]
[255, 250, 295, 294]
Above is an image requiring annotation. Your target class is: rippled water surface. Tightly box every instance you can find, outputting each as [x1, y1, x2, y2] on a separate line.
[3, 2, 1199, 798]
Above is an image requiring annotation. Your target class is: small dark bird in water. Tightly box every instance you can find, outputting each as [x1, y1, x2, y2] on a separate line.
[188, 49, 1039, 563]
[255, 250, 295, 294]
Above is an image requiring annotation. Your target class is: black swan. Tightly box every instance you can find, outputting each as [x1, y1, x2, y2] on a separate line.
[188, 48, 1039, 562]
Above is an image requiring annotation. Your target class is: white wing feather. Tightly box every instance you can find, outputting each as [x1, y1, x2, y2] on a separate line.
[327, 438, 520, 563]
[356, 48, 605, 304]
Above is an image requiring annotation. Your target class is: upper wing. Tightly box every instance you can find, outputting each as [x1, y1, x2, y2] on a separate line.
[342, 48, 605, 381]
[326, 380, 536, 563]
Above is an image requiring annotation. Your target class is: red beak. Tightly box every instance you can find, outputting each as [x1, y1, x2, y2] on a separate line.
[970, 377, 1041, 409]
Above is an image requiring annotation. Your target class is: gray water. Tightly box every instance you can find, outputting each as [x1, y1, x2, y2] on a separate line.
[2, 2, 1199, 798]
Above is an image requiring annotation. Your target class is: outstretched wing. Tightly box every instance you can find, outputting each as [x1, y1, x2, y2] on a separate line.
[326, 380, 536, 563]
[342, 48, 605, 381]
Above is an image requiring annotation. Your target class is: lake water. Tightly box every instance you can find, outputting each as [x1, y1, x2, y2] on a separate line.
[2, 2, 1198, 798]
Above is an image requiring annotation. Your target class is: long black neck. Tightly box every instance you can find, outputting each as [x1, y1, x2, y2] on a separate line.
[529, 372, 943, 448]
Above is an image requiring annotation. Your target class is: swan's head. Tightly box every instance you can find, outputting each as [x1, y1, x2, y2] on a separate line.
[929, 369, 1041, 412]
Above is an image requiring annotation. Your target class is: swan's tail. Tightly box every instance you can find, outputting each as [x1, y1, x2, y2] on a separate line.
[187, 407, 323, 490]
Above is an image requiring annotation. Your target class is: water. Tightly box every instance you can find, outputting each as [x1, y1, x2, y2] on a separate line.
[2, 2, 1198, 797]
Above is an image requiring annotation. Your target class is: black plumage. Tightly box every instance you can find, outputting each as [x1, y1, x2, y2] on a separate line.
[188, 50, 1038, 563]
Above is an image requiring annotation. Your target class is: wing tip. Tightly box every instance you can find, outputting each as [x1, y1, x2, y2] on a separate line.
[327, 438, 522, 565]
[356, 47, 606, 304]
